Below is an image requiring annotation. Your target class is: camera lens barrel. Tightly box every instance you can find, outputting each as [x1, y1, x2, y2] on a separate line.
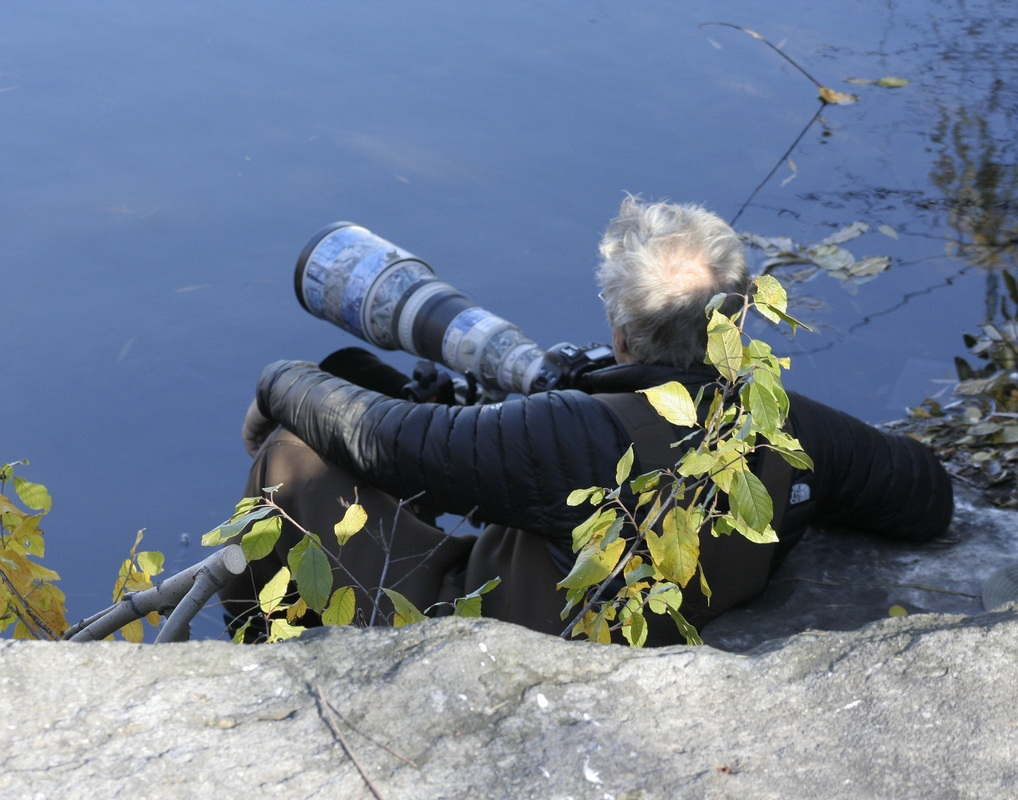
[295, 222, 546, 395]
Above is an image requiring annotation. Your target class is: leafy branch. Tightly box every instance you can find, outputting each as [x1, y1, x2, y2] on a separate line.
[558, 276, 813, 646]
[203, 487, 499, 643]
[0, 461, 66, 640]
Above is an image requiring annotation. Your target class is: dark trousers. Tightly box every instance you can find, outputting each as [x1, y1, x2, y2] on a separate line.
[218, 428, 573, 636]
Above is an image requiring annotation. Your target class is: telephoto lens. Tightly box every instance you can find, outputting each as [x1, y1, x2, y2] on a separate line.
[295, 222, 547, 396]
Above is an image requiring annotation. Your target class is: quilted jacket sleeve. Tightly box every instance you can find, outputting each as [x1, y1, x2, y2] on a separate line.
[788, 392, 953, 541]
[256, 360, 634, 548]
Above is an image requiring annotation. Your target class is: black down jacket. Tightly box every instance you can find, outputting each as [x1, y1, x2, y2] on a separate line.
[255, 359, 954, 566]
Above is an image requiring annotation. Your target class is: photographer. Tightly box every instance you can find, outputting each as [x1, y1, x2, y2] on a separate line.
[220, 197, 953, 644]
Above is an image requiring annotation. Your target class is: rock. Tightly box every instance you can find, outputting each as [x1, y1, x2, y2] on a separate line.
[1, 609, 1017, 799]
[702, 483, 1018, 650]
[2, 483, 1017, 799]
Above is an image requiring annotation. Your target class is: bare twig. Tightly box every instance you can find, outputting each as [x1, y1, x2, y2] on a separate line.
[700, 22, 823, 88]
[389, 505, 480, 592]
[369, 492, 425, 627]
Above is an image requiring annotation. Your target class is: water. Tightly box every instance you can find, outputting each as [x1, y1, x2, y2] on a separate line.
[2, 0, 1015, 637]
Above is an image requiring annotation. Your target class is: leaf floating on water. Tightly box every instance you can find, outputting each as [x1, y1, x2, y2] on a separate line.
[822, 221, 868, 245]
[843, 76, 910, 89]
[875, 76, 909, 88]
[850, 256, 892, 277]
[808, 243, 856, 273]
[878, 224, 899, 239]
[818, 86, 858, 105]
[888, 605, 908, 617]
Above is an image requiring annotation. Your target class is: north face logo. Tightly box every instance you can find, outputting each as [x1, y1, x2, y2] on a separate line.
[789, 483, 811, 505]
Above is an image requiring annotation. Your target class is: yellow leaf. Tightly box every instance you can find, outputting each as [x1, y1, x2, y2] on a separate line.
[259, 567, 291, 616]
[268, 618, 306, 642]
[382, 588, 426, 627]
[558, 538, 627, 590]
[120, 619, 144, 643]
[286, 596, 309, 622]
[334, 504, 368, 546]
[322, 587, 356, 626]
[818, 86, 858, 105]
[640, 381, 698, 427]
[706, 310, 744, 381]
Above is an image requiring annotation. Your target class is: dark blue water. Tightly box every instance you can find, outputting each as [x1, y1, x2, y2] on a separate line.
[3, 1, 1014, 637]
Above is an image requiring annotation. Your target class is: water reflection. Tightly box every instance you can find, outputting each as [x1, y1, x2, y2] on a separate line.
[3, 1, 1017, 634]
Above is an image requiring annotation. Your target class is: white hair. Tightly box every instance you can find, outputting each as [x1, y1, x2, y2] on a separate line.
[596, 196, 749, 368]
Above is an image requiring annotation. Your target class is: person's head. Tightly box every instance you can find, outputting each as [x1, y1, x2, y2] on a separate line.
[596, 195, 750, 368]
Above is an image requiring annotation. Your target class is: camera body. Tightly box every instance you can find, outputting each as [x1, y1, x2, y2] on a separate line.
[295, 222, 613, 399]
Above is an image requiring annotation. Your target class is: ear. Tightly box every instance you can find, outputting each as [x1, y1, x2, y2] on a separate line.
[612, 328, 634, 363]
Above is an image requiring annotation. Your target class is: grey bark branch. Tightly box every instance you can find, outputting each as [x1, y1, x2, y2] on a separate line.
[64, 545, 247, 642]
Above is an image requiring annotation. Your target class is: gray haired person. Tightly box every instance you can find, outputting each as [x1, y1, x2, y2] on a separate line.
[224, 197, 953, 644]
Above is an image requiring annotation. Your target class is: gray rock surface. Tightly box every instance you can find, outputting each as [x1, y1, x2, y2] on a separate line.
[702, 484, 1018, 650]
[2, 484, 1017, 800]
[2, 611, 1017, 800]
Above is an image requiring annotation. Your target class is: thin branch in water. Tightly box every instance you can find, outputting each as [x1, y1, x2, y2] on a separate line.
[731, 103, 825, 226]
[700, 22, 823, 88]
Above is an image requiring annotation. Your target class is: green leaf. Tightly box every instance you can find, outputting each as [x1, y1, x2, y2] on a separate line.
[621, 610, 648, 647]
[706, 310, 743, 381]
[571, 508, 618, 552]
[624, 561, 656, 586]
[752, 275, 788, 324]
[12, 477, 51, 513]
[202, 505, 275, 546]
[615, 445, 635, 486]
[334, 503, 368, 546]
[452, 577, 501, 618]
[766, 430, 815, 470]
[745, 379, 781, 437]
[557, 537, 627, 591]
[629, 470, 661, 494]
[761, 304, 811, 334]
[647, 506, 701, 587]
[382, 588, 427, 627]
[666, 607, 703, 646]
[771, 445, 814, 471]
[231, 496, 261, 521]
[646, 583, 683, 615]
[640, 381, 698, 427]
[704, 292, 729, 313]
[677, 449, 716, 478]
[241, 515, 283, 561]
[322, 586, 356, 626]
[566, 486, 605, 507]
[258, 567, 291, 616]
[135, 551, 164, 577]
[729, 469, 774, 532]
[698, 565, 712, 604]
[287, 537, 333, 613]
